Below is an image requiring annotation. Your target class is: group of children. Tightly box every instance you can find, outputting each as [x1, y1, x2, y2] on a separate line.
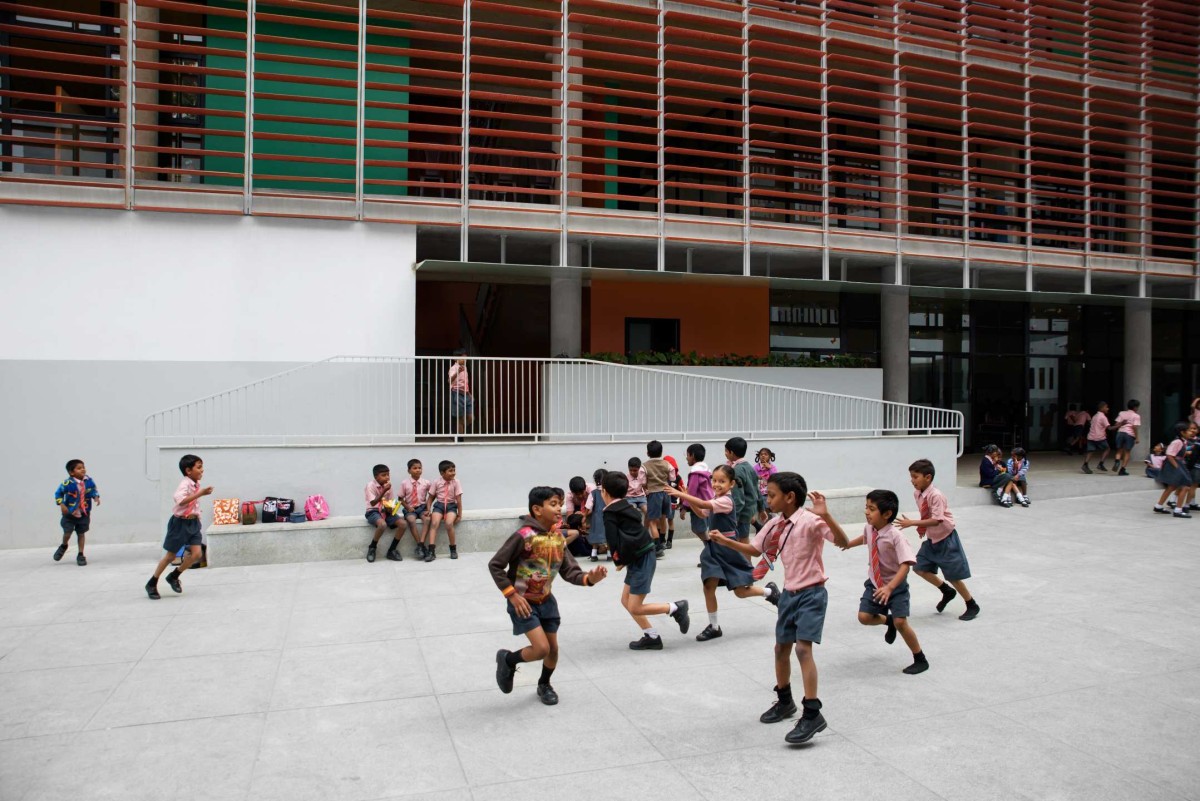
[364, 459, 464, 562]
[1151, 420, 1200, 519]
[1078, 400, 1142, 476]
[488, 440, 980, 747]
[978, 445, 1031, 508]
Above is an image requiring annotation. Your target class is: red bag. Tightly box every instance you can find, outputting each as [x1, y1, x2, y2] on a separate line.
[240, 501, 259, 525]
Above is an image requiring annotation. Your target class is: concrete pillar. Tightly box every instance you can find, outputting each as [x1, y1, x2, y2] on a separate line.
[550, 273, 582, 357]
[881, 286, 910, 405]
[1123, 297, 1152, 453]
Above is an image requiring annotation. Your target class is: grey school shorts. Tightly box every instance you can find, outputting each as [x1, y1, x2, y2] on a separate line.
[507, 594, 561, 636]
[775, 584, 828, 645]
[914, 530, 971, 582]
[859, 578, 912, 619]
[1115, 432, 1135, 451]
[646, 491, 668, 520]
[1087, 438, 1109, 452]
[624, 547, 657, 595]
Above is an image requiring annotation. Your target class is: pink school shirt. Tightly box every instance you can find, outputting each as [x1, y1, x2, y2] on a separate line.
[1115, 411, 1141, 436]
[564, 485, 595, 515]
[398, 477, 431, 509]
[627, 468, 646, 498]
[1166, 438, 1185, 459]
[1077, 411, 1091, 428]
[172, 477, 200, 517]
[364, 479, 393, 512]
[706, 494, 735, 529]
[1088, 411, 1110, 441]
[914, 485, 955, 543]
[864, 522, 916, 588]
[448, 364, 470, 393]
[429, 477, 462, 505]
[752, 508, 835, 592]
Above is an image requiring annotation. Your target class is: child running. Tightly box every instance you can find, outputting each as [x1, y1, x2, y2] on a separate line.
[491, 486, 607, 705]
[667, 464, 779, 641]
[897, 459, 980, 621]
[842, 490, 928, 674]
[1112, 400, 1141, 476]
[1153, 422, 1197, 519]
[601, 471, 690, 650]
[709, 472, 849, 745]
[425, 460, 463, 560]
[53, 459, 100, 566]
[1081, 401, 1113, 473]
[146, 454, 211, 600]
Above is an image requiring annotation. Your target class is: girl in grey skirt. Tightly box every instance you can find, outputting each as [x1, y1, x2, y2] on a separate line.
[1153, 422, 1197, 518]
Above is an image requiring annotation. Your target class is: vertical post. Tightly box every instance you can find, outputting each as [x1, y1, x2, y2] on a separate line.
[819, 0, 830, 274]
[1123, 297, 1151, 453]
[461, 0, 472, 260]
[124, 0, 136, 209]
[243, 0, 256, 216]
[741, 2, 750, 277]
[891, 0, 902, 284]
[1135, 2, 1148, 296]
[355, 0, 366, 221]
[656, 0, 665, 271]
[960, 0, 968, 281]
[559, 0, 569, 267]
[881, 286, 910, 413]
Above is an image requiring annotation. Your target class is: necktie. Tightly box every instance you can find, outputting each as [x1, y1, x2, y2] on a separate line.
[752, 520, 792, 581]
[869, 529, 882, 588]
[917, 497, 930, 538]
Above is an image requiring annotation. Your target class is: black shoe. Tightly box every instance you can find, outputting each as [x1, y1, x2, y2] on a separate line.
[884, 616, 897, 644]
[495, 649, 516, 694]
[1174, 510, 1193, 519]
[1154, 507, 1172, 514]
[764, 581, 780, 607]
[670, 600, 690, 634]
[1097, 463, 1108, 472]
[367, 543, 377, 563]
[53, 544, 66, 562]
[903, 659, 929, 675]
[1168, 500, 1177, 508]
[450, 548, 458, 560]
[424, 548, 436, 562]
[665, 540, 673, 549]
[1118, 468, 1129, 476]
[695, 624, 723, 642]
[959, 602, 980, 621]
[76, 553, 87, 566]
[165, 569, 183, 594]
[1020, 498, 1031, 507]
[628, 634, 663, 651]
[145, 579, 161, 600]
[936, 584, 958, 613]
[1081, 463, 1093, 474]
[589, 554, 598, 562]
[655, 547, 665, 560]
[785, 713, 827, 744]
[415, 543, 427, 559]
[386, 548, 402, 562]
[536, 683, 559, 705]
[760, 698, 797, 723]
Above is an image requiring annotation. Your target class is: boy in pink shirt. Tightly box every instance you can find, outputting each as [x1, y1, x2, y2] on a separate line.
[897, 459, 980, 621]
[843, 489, 927, 674]
[425, 459, 463, 560]
[1112, 399, 1141, 476]
[1081, 401, 1113, 473]
[146, 453, 211, 600]
[709, 471, 849, 746]
[364, 463, 404, 562]
[398, 459, 432, 560]
[448, 352, 474, 435]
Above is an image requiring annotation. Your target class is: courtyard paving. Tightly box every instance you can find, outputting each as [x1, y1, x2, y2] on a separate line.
[1, 486, 1198, 801]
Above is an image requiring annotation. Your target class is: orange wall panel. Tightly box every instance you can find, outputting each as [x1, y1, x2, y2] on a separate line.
[589, 278, 770, 357]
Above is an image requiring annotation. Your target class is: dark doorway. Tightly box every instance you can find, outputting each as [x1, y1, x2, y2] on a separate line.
[625, 317, 680, 355]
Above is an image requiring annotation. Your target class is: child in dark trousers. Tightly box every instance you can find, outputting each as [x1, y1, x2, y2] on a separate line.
[897, 459, 980, 621]
[54, 459, 99, 566]
[842, 490, 928, 674]
[601, 471, 690, 650]
[146, 454, 211, 600]
[709, 472, 849, 746]
[491, 486, 607, 705]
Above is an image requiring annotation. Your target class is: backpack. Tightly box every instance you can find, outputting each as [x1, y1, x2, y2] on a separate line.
[240, 501, 259, 525]
[275, 498, 296, 519]
[304, 495, 330, 521]
[261, 498, 279, 523]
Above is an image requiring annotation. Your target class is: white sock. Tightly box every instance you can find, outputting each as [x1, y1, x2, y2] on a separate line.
[668, 602, 678, 615]
[708, 612, 719, 627]
[764, 584, 777, 598]
[1155, 504, 1165, 510]
[591, 548, 597, 557]
[1003, 493, 1012, 503]
[645, 627, 659, 638]
[1016, 492, 1025, 503]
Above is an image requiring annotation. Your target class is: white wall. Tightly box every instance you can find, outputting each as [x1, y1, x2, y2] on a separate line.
[158, 435, 959, 528]
[0, 206, 417, 361]
[660, 366, 882, 399]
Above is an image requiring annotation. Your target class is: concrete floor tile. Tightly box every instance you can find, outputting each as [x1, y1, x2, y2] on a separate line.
[560, 619, 737, 682]
[472, 761, 700, 801]
[0, 733, 72, 801]
[144, 607, 290, 660]
[293, 572, 403, 609]
[404, 592, 518, 638]
[418, 631, 583, 696]
[0, 625, 42, 661]
[271, 639, 432, 711]
[249, 697, 466, 801]
[1119, 668, 1200, 720]
[286, 598, 414, 649]
[0, 661, 133, 740]
[51, 587, 187, 624]
[84, 650, 279, 729]
[0, 617, 170, 673]
[0, 593, 92, 628]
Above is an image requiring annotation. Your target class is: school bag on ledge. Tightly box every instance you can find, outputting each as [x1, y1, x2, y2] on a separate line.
[305, 495, 330, 521]
[287, 511, 307, 524]
[240, 501, 260, 525]
[261, 498, 279, 523]
[212, 498, 240, 526]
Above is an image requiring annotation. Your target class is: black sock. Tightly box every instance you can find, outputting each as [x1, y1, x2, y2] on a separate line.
[449, 544, 457, 552]
[801, 697, 822, 719]
[539, 665, 555, 686]
[776, 683, 793, 705]
[504, 650, 525, 668]
[966, 598, 979, 609]
[913, 651, 927, 663]
[940, 583, 955, 597]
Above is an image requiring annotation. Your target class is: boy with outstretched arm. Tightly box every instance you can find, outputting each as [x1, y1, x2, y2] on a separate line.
[897, 459, 980, 621]
[709, 471, 849, 745]
[54, 459, 100, 566]
[491, 486, 607, 705]
[601, 471, 690, 650]
[146, 454, 211, 600]
[842, 489, 928, 674]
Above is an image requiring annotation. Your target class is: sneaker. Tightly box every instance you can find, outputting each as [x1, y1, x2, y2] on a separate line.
[670, 600, 690, 635]
[655, 548, 665, 560]
[495, 649, 516, 694]
[53, 544, 66, 562]
[145, 578, 161, 600]
[386, 548, 402, 562]
[536, 683, 559, 705]
[936, 584, 958, 613]
[450, 548, 459, 560]
[367, 543, 377, 563]
[784, 713, 827, 745]
[903, 659, 930, 675]
[759, 697, 797, 723]
[1081, 463, 1093, 474]
[76, 553, 87, 566]
[695, 624, 723, 642]
[959, 603, 979, 621]
[628, 634, 663, 651]
[1097, 463, 1108, 472]
[764, 581, 780, 608]
[164, 569, 183, 594]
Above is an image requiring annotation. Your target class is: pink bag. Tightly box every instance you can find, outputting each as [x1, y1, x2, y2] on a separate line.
[304, 495, 330, 521]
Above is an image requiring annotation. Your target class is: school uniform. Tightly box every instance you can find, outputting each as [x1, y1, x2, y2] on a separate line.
[1114, 411, 1140, 452]
[429, 477, 462, 515]
[1086, 412, 1111, 451]
[364, 479, 400, 528]
[488, 515, 591, 635]
[752, 509, 835, 644]
[1160, 438, 1192, 487]
[643, 458, 672, 520]
[685, 462, 713, 537]
[603, 498, 656, 593]
[857, 522, 917, 619]
[912, 485, 971, 582]
[698, 495, 755, 590]
[586, 487, 607, 547]
[397, 477, 431, 518]
[164, 476, 204, 552]
[626, 469, 648, 511]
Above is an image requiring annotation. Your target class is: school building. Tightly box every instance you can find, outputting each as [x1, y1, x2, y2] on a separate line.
[3, 0, 1199, 465]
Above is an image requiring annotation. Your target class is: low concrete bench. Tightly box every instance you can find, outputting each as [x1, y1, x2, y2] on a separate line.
[207, 489, 871, 568]
[208, 508, 526, 567]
